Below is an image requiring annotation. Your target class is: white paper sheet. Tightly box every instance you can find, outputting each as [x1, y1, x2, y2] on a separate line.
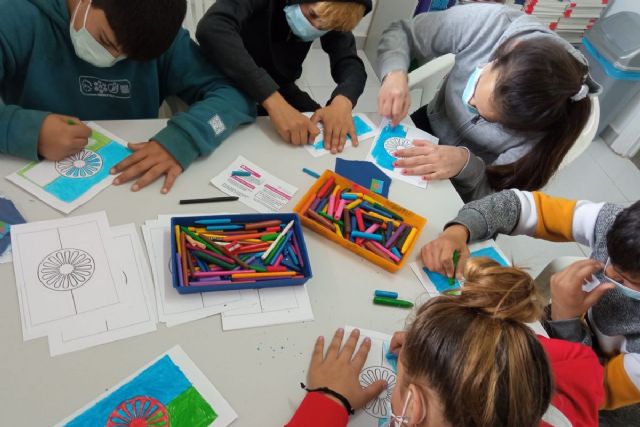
[141, 216, 255, 327]
[410, 241, 510, 297]
[54, 346, 237, 427]
[6, 123, 131, 214]
[47, 224, 157, 356]
[304, 113, 379, 157]
[367, 119, 439, 189]
[210, 155, 298, 213]
[10, 211, 125, 340]
[344, 326, 396, 427]
[221, 283, 314, 331]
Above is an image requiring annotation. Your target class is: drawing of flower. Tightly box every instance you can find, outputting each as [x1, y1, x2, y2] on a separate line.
[106, 396, 170, 427]
[360, 366, 397, 419]
[383, 137, 413, 155]
[55, 149, 103, 179]
[37, 249, 95, 291]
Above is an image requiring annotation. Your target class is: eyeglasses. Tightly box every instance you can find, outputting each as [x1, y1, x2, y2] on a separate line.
[603, 258, 640, 291]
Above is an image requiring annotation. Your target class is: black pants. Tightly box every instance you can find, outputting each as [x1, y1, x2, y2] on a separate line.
[410, 104, 434, 134]
[257, 83, 321, 116]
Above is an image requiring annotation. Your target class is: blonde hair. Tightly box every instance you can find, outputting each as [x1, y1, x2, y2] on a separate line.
[314, 1, 366, 32]
[402, 258, 552, 427]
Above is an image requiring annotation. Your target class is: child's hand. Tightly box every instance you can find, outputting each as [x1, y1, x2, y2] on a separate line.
[421, 225, 470, 279]
[111, 141, 182, 193]
[378, 70, 410, 126]
[307, 328, 387, 411]
[550, 259, 614, 321]
[311, 95, 357, 154]
[389, 331, 406, 355]
[393, 140, 469, 181]
[263, 92, 320, 146]
[37, 114, 92, 161]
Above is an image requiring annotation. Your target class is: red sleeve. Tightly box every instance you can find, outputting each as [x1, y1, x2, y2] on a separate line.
[285, 392, 349, 427]
[539, 336, 604, 427]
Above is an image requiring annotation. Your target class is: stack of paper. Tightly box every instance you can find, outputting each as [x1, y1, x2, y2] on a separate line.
[141, 214, 314, 331]
[10, 212, 157, 356]
[523, 0, 608, 43]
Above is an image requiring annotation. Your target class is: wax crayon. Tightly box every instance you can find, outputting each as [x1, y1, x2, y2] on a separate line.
[373, 296, 414, 308]
[375, 290, 398, 299]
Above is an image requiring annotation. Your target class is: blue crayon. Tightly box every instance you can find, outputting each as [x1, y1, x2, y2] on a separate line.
[316, 197, 330, 213]
[302, 168, 321, 179]
[375, 290, 398, 299]
[206, 224, 244, 231]
[231, 170, 251, 177]
[341, 193, 359, 200]
[286, 245, 299, 266]
[268, 230, 294, 265]
[281, 258, 302, 272]
[391, 247, 402, 259]
[361, 202, 393, 218]
[351, 230, 383, 241]
[195, 218, 232, 225]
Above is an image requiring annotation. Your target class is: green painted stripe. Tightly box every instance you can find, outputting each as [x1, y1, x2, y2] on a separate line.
[166, 386, 217, 427]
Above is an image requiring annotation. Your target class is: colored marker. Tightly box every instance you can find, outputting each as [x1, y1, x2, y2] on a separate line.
[231, 170, 251, 177]
[373, 296, 414, 309]
[302, 168, 321, 179]
[375, 290, 398, 299]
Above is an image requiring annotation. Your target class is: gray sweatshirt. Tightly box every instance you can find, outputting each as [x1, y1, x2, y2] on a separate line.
[377, 4, 592, 202]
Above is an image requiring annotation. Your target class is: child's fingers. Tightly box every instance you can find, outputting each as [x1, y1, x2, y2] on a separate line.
[310, 336, 326, 365]
[111, 149, 147, 176]
[326, 328, 345, 359]
[361, 380, 387, 404]
[412, 139, 434, 147]
[161, 166, 181, 194]
[441, 249, 455, 278]
[131, 163, 165, 192]
[352, 336, 371, 369]
[348, 124, 358, 147]
[585, 283, 615, 306]
[339, 329, 361, 361]
[113, 157, 154, 186]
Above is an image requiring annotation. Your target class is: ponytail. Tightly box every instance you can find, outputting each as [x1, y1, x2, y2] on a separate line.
[486, 38, 592, 191]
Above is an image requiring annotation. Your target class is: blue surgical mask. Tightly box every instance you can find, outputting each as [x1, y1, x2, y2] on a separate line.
[604, 258, 640, 301]
[69, 0, 126, 68]
[461, 65, 485, 115]
[283, 4, 328, 42]
[382, 390, 412, 427]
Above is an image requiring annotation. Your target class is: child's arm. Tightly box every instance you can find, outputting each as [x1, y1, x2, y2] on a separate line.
[602, 353, 640, 410]
[112, 29, 256, 193]
[320, 32, 366, 109]
[195, 0, 275, 105]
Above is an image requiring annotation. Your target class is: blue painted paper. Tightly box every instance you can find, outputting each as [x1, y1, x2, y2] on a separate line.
[370, 124, 408, 170]
[64, 355, 191, 427]
[312, 115, 373, 149]
[335, 158, 391, 198]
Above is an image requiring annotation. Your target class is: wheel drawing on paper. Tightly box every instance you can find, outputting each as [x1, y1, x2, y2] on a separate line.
[55, 149, 103, 178]
[105, 396, 170, 427]
[37, 248, 95, 291]
[360, 366, 397, 419]
[383, 137, 413, 156]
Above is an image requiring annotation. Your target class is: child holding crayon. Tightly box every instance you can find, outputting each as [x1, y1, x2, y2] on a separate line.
[286, 259, 604, 426]
[196, 0, 371, 154]
[0, 0, 255, 193]
[422, 190, 640, 413]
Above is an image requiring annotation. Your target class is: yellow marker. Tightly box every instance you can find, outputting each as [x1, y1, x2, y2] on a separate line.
[364, 210, 400, 227]
[346, 199, 362, 210]
[232, 271, 297, 279]
[334, 223, 343, 238]
[401, 227, 418, 254]
[174, 225, 182, 256]
[331, 184, 341, 197]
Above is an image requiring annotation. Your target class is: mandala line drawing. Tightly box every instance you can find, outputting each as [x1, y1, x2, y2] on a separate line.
[38, 248, 95, 292]
[55, 149, 103, 179]
[360, 366, 397, 419]
[106, 396, 170, 427]
[383, 136, 413, 154]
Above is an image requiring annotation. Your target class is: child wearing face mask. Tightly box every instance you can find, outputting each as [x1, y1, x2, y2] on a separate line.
[422, 190, 640, 412]
[196, 0, 371, 155]
[0, 0, 255, 194]
[287, 258, 604, 427]
[376, 3, 600, 202]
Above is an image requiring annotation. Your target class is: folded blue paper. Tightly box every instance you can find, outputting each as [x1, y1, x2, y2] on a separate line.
[335, 158, 391, 198]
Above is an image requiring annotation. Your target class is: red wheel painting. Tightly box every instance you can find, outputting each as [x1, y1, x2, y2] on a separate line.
[105, 396, 170, 427]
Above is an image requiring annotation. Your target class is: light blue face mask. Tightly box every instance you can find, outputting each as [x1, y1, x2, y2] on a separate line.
[461, 65, 485, 115]
[283, 4, 328, 42]
[69, 0, 126, 68]
[604, 258, 640, 301]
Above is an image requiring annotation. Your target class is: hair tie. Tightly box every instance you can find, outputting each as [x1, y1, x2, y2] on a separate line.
[570, 84, 589, 102]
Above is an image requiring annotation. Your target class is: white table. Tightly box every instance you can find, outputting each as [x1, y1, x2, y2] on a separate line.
[0, 117, 463, 426]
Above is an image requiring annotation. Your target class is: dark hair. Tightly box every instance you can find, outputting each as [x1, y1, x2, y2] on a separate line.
[607, 201, 640, 275]
[402, 258, 553, 427]
[93, 0, 187, 61]
[486, 37, 592, 191]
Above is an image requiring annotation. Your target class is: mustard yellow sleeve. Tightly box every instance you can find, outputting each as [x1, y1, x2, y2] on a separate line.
[603, 354, 640, 410]
[532, 192, 578, 242]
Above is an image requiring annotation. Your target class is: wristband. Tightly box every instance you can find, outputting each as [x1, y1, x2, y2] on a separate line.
[300, 382, 355, 415]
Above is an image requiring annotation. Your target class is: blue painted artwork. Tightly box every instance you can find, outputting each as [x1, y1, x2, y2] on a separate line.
[423, 246, 509, 293]
[312, 115, 374, 149]
[370, 124, 409, 171]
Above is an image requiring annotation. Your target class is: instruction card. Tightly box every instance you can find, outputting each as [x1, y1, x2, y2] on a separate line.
[211, 156, 298, 213]
[6, 123, 131, 214]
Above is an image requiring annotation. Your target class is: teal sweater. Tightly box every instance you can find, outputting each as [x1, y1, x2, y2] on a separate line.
[0, 0, 256, 168]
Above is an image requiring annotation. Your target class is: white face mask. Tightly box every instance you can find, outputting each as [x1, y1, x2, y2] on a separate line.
[382, 390, 412, 427]
[69, 0, 126, 68]
[283, 4, 328, 42]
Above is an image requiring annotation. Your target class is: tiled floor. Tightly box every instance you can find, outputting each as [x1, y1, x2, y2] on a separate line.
[301, 49, 640, 278]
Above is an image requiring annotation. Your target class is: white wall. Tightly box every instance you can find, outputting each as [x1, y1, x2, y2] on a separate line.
[605, 0, 640, 16]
